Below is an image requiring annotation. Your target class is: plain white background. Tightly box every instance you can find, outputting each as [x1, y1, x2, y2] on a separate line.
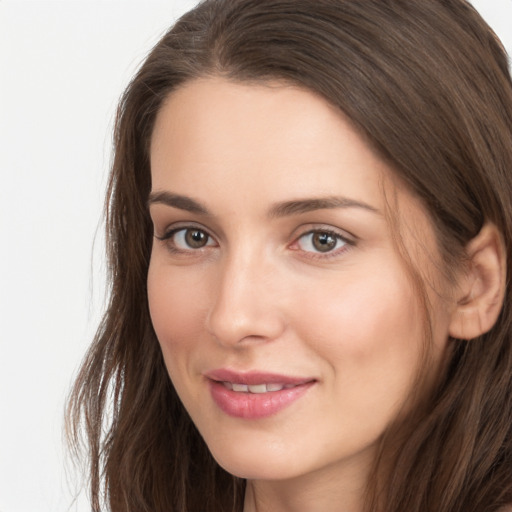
[0, 1, 510, 511]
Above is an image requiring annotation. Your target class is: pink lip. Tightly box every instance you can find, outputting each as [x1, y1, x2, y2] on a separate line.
[205, 369, 316, 419]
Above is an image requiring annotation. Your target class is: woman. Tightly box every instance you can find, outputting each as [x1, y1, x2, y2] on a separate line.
[67, 0, 512, 511]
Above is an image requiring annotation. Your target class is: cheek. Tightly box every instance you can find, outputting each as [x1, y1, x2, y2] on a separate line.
[299, 260, 421, 356]
[295, 258, 425, 413]
[147, 259, 211, 373]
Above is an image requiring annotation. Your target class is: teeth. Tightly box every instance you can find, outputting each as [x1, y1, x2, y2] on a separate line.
[224, 382, 288, 393]
[267, 383, 285, 391]
[248, 384, 267, 394]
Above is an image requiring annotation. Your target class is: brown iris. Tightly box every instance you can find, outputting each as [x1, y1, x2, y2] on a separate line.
[312, 232, 337, 252]
[185, 229, 209, 248]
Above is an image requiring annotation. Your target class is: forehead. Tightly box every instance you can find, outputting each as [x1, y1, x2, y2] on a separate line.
[150, 78, 392, 210]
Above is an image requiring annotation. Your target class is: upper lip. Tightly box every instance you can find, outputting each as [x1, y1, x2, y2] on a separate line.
[204, 369, 315, 386]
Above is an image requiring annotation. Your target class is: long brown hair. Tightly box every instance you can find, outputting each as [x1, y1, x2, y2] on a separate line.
[66, 1, 512, 511]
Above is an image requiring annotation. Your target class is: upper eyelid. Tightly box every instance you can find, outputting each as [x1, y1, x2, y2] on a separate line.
[155, 222, 216, 239]
[299, 227, 349, 238]
[291, 223, 357, 243]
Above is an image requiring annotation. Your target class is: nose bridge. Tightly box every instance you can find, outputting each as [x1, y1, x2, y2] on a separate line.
[206, 242, 285, 347]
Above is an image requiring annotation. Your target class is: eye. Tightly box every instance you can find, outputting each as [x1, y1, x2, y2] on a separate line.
[158, 227, 216, 251]
[296, 229, 348, 254]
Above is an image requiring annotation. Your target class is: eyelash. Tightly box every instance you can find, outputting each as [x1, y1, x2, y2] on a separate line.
[155, 225, 354, 259]
[290, 228, 353, 260]
[155, 226, 217, 254]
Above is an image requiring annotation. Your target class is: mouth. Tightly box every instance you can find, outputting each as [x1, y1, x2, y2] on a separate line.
[205, 369, 316, 419]
[220, 382, 304, 393]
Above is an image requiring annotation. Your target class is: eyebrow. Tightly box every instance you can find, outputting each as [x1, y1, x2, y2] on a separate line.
[147, 191, 210, 215]
[268, 196, 380, 218]
[147, 191, 380, 217]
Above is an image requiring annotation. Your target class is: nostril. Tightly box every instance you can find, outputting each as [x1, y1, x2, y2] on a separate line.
[206, 302, 286, 348]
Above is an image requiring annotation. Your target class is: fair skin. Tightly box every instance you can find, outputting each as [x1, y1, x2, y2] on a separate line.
[146, 78, 498, 512]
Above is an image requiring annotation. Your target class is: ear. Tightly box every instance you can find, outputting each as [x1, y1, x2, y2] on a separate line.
[449, 223, 507, 340]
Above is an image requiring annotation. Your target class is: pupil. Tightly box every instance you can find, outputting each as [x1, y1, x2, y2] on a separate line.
[313, 232, 336, 252]
[186, 229, 207, 248]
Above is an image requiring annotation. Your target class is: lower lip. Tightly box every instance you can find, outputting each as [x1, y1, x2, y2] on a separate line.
[208, 380, 315, 419]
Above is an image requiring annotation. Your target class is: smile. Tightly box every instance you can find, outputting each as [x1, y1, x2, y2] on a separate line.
[205, 370, 316, 419]
[221, 382, 298, 393]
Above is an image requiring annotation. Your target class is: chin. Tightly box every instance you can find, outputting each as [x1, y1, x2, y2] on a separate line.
[207, 442, 304, 481]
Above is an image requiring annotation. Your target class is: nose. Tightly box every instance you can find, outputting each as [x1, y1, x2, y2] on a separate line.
[206, 251, 287, 348]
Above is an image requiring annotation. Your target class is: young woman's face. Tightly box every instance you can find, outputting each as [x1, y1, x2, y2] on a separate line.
[147, 78, 455, 486]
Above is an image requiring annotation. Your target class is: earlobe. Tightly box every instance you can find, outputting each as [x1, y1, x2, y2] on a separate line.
[449, 223, 507, 341]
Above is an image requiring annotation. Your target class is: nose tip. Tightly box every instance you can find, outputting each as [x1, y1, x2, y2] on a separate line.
[205, 261, 286, 348]
[207, 308, 285, 347]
